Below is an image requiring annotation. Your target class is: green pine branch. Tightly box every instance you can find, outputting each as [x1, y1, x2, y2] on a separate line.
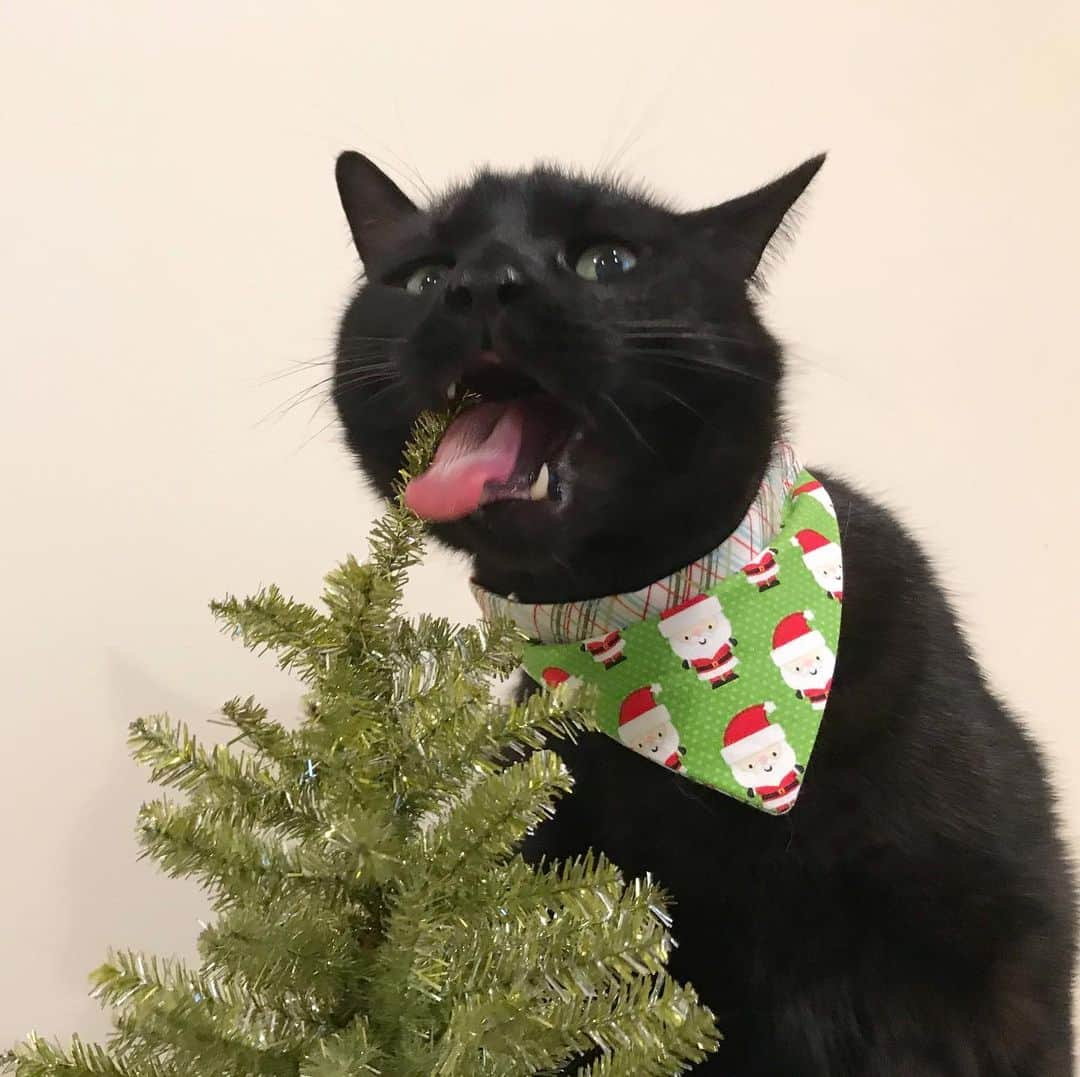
[299, 1017, 382, 1077]
[217, 696, 303, 769]
[442, 872, 674, 1001]
[421, 749, 574, 885]
[196, 898, 361, 1007]
[129, 716, 322, 835]
[2, 1036, 177, 1077]
[210, 589, 336, 685]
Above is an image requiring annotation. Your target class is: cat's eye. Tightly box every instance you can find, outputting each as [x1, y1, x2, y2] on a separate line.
[573, 243, 638, 283]
[403, 264, 449, 296]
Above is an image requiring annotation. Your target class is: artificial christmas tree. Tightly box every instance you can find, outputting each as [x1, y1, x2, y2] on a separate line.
[3, 412, 718, 1077]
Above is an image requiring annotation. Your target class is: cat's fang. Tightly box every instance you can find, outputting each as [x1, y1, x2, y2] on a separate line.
[529, 463, 550, 500]
[446, 382, 458, 401]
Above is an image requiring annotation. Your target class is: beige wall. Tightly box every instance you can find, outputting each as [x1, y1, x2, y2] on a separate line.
[2, 0, 1078, 1047]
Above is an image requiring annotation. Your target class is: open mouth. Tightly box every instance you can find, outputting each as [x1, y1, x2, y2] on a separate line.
[404, 357, 576, 523]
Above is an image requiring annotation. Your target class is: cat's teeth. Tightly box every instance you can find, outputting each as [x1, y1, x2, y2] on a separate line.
[529, 463, 550, 501]
[446, 382, 458, 401]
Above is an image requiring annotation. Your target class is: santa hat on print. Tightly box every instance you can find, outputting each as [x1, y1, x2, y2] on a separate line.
[541, 666, 581, 691]
[791, 478, 837, 518]
[618, 684, 670, 741]
[770, 610, 826, 666]
[658, 593, 723, 638]
[721, 702, 783, 765]
[791, 529, 839, 572]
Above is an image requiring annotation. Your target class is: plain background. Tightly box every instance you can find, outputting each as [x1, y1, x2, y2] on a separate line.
[2, 0, 1078, 1052]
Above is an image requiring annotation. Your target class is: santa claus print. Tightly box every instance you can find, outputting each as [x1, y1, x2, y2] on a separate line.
[657, 593, 739, 688]
[791, 478, 837, 519]
[580, 629, 626, 669]
[617, 684, 686, 772]
[540, 666, 582, 692]
[770, 610, 835, 710]
[741, 547, 781, 592]
[720, 702, 804, 813]
[791, 529, 843, 602]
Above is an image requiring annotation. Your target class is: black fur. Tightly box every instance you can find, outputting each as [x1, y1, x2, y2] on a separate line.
[330, 152, 1076, 1074]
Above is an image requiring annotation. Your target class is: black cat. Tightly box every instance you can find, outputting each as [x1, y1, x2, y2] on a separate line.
[330, 150, 1076, 1075]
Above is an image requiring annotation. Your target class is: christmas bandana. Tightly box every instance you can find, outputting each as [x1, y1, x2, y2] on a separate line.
[472, 444, 843, 815]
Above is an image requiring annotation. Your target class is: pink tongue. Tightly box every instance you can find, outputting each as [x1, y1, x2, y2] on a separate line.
[404, 403, 525, 522]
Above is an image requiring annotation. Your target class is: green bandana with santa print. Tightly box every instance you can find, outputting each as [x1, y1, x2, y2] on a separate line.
[471, 444, 843, 815]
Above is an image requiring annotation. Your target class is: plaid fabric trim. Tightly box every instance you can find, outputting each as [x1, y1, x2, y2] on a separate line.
[471, 442, 802, 643]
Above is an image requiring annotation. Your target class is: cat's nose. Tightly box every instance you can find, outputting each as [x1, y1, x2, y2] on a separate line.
[445, 265, 527, 313]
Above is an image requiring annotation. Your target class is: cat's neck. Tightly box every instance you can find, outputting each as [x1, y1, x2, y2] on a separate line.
[471, 463, 768, 605]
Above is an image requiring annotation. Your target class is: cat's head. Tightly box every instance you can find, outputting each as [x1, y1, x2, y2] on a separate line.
[332, 153, 822, 599]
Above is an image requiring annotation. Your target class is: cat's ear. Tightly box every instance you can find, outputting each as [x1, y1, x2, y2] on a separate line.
[686, 154, 826, 279]
[335, 151, 418, 264]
